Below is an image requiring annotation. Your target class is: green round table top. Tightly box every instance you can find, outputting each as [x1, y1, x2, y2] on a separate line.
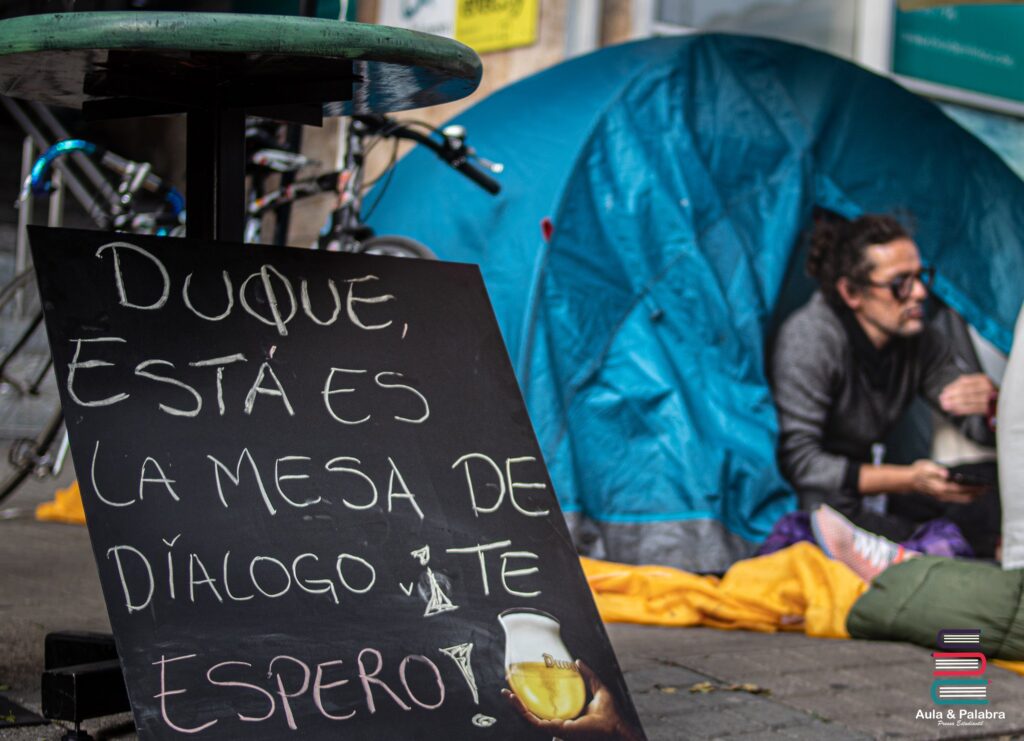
[0, 11, 482, 113]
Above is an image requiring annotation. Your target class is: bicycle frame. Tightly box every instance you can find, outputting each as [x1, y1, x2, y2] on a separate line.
[319, 115, 501, 252]
[319, 118, 373, 252]
[244, 114, 501, 251]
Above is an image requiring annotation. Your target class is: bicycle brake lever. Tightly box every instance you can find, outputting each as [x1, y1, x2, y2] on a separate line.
[473, 154, 504, 174]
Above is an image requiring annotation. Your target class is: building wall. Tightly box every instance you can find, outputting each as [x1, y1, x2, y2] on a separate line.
[602, 0, 637, 47]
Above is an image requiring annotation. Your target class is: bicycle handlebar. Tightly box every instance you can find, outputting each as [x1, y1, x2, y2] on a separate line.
[449, 156, 502, 195]
[100, 150, 186, 216]
[29, 139, 96, 194]
[352, 115, 501, 195]
[28, 140, 185, 217]
[249, 116, 502, 219]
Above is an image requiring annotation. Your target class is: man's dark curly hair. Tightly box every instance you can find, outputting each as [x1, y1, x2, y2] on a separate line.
[806, 210, 911, 307]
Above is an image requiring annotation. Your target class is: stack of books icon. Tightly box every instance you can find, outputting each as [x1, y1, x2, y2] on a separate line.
[932, 629, 988, 704]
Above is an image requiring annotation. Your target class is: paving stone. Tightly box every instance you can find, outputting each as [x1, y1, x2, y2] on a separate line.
[727, 671, 825, 697]
[680, 653, 772, 680]
[667, 707, 768, 738]
[736, 695, 820, 727]
[713, 731, 798, 741]
[776, 722, 873, 740]
[722, 727, 869, 741]
[622, 664, 714, 690]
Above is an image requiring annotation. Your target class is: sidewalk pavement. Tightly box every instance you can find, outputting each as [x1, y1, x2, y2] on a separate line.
[2, 467, 1023, 740]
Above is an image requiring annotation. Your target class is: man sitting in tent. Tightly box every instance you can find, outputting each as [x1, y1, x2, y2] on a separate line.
[770, 212, 999, 557]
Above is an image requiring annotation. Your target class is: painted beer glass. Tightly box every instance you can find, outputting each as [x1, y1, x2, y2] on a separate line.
[500, 608, 586, 721]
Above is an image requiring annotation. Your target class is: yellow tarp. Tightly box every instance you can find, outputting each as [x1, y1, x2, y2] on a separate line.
[582, 542, 1024, 678]
[34, 480, 85, 525]
[581, 542, 865, 638]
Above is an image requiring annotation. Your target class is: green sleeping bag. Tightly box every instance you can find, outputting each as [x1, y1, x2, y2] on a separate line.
[847, 557, 1024, 660]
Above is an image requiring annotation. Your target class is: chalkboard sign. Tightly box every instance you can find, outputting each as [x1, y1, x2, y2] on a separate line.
[30, 227, 644, 740]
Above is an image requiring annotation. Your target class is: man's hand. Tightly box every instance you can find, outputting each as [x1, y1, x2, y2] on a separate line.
[909, 459, 986, 503]
[502, 660, 644, 741]
[939, 373, 997, 417]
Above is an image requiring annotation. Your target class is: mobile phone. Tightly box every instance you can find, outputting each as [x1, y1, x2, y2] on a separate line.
[947, 462, 997, 488]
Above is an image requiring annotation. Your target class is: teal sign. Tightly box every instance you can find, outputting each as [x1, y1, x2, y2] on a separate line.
[894, 6, 1024, 104]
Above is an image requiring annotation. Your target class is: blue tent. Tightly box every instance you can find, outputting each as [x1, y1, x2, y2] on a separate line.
[368, 34, 1024, 572]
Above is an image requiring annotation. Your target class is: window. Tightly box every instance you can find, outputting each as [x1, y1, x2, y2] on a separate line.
[643, 0, 858, 60]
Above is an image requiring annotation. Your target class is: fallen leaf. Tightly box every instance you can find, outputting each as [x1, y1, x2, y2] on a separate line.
[726, 682, 771, 696]
[686, 681, 771, 696]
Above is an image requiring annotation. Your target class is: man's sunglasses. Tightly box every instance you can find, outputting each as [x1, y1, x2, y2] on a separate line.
[860, 266, 935, 302]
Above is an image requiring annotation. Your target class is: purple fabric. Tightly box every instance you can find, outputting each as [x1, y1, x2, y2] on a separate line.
[901, 518, 974, 558]
[755, 511, 974, 558]
[755, 512, 814, 556]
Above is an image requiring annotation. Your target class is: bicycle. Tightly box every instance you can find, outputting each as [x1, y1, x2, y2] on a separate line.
[246, 113, 502, 256]
[0, 113, 313, 506]
[0, 108, 188, 506]
[0, 117, 314, 507]
[0, 260, 67, 506]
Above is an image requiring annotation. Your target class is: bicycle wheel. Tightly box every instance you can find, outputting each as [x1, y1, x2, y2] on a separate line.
[0, 267, 63, 505]
[0, 267, 36, 307]
[359, 235, 438, 260]
[0, 267, 53, 397]
[0, 406, 64, 506]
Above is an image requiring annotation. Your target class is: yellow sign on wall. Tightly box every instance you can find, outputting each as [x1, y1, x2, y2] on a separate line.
[456, 0, 539, 54]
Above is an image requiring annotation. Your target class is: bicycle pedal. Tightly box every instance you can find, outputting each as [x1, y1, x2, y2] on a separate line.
[0, 377, 29, 396]
[9, 439, 38, 467]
